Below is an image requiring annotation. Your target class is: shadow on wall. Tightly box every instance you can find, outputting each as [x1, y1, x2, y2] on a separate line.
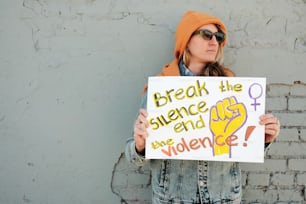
[111, 153, 152, 204]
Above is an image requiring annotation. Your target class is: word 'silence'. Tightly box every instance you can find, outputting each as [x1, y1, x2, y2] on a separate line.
[149, 100, 208, 132]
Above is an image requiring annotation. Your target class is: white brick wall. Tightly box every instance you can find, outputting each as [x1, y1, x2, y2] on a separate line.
[112, 83, 306, 203]
[0, 0, 305, 203]
[240, 82, 306, 203]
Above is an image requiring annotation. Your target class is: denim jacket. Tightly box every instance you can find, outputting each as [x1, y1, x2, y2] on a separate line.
[125, 61, 242, 204]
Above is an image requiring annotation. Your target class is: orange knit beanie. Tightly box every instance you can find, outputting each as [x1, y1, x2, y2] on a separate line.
[174, 11, 227, 61]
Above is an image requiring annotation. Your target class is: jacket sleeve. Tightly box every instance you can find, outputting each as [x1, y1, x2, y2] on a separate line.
[264, 142, 272, 155]
[125, 92, 148, 167]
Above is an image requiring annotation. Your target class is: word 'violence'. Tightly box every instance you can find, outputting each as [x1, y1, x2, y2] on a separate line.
[151, 135, 238, 157]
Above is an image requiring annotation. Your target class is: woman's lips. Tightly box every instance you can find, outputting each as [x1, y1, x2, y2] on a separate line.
[207, 49, 217, 53]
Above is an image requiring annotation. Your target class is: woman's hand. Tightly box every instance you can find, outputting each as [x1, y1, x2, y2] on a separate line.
[133, 109, 149, 153]
[259, 114, 280, 143]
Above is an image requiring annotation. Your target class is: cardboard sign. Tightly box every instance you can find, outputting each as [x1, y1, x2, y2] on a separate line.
[146, 76, 266, 163]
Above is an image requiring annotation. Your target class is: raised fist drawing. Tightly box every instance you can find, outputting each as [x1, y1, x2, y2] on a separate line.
[209, 96, 247, 156]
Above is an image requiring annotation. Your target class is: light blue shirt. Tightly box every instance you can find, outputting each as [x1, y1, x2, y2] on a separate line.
[179, 59, 195, 76]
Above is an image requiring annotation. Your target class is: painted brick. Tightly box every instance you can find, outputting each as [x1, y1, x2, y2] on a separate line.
[296, 173, 306, 185]
[115, 154, 149, 172]
[276, 128, 299, 142]
[290, 83, 306, 96]
[246, 189, 304, 203]
[288, 97, 306, 111]
[128, 173, 150, 185]
[277, 188, 305, 202]
[288, 159, 306, 171]
[133, 188, 152, 201]
[119, 187, 151, 201]
[112, 172, 128, 187]
[242, 188, 265, 202]
[241, 159, 287, 172]
[125, 200, 151, 204]
[247, 173, 270, 186]
[267, 142, 306, 157]
[267, 84, 291, 97]
[271, 173, 295, 186]
[300, 128, 306, 141]
[276, 112, 306, 127]
[241, 172, 247, 186]
[242, 188, 278, 202]
[266, 96, 287, 111]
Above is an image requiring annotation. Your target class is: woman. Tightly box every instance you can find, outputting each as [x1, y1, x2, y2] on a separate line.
[125, 10, 280, 204]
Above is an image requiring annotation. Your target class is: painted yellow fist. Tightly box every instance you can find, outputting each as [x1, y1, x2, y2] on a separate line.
[209, 96, 247, 156]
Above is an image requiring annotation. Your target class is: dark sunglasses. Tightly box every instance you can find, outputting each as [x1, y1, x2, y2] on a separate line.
[192, 29, 226, 43]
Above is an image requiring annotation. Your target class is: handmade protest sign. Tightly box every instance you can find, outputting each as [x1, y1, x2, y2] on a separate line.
[146, 76, 266, 163]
